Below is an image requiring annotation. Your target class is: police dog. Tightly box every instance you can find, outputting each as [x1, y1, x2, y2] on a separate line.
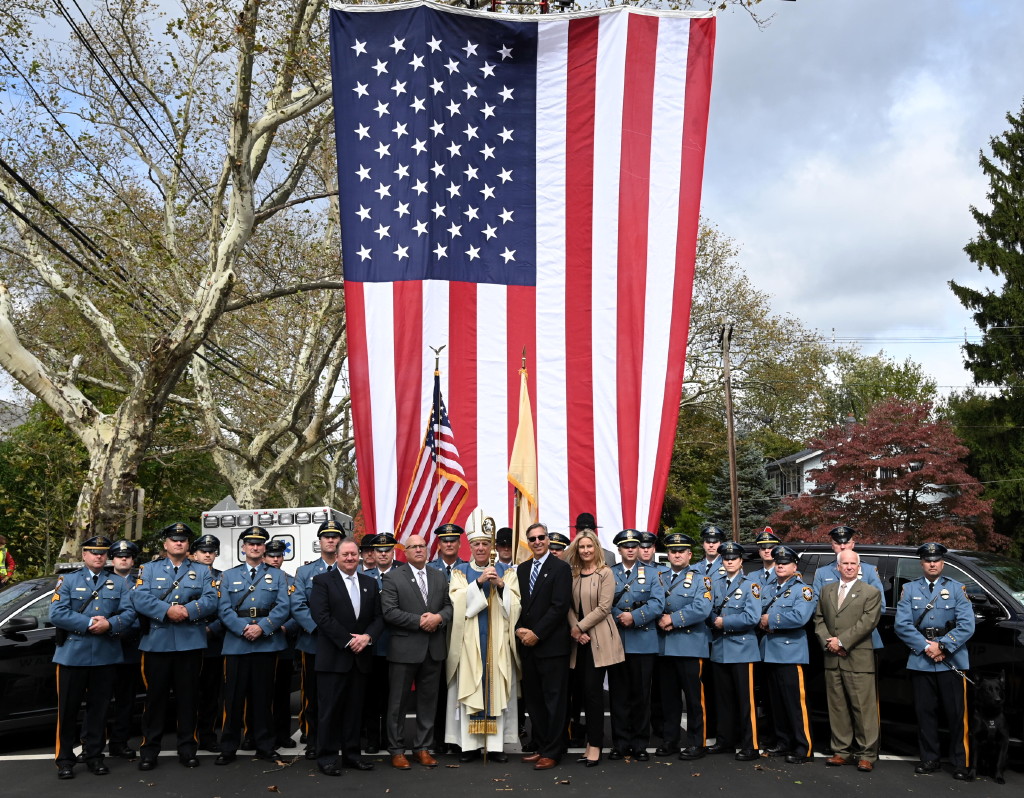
[969, 673, 1009, 784]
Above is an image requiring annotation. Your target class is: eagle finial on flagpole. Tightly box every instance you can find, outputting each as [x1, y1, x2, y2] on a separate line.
[430, 344, 446, 376]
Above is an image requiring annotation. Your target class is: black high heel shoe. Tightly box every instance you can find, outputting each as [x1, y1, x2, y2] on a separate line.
[583, 754, 602, 768]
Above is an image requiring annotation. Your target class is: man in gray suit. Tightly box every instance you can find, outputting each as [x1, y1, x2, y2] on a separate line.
[382, 534, 454, 770]
[812, 550, 882, 772]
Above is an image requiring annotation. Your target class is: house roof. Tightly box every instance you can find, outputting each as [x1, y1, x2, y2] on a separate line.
[766, 448, 822, 469]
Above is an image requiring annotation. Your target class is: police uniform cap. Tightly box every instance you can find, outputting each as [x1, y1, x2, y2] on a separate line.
[663, 532, 694, 550]
[239, 526, 270, 544]
[701, 525, 726, 543]
[917, 542, 947, 562]
[771, 545, 798, 565]
[638, 531, 658, 548]
[108, 539, 140, 558]
[371, 532, 398, 550]
[265, 539, 288, 556]
[82, 535, 114, 552]
[359, 536, 375, 551]
[754, 527, 781, 547]
[434, 523, 464, 541]
[190, 533, 220, 554]
[828, 526, 857, 544]
[317, 520, 345, 538]
[162, 522, 195, 541]
[548, 531, 570, 550]
[613, 529, 641, 548]
[719, 541, 745, 560]
[496, 527, 513, 546]
[573, 512, 599, 530]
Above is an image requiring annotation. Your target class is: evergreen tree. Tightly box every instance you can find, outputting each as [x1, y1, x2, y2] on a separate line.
[949, 100, 1024, 387]
[705, 440, 779, 541]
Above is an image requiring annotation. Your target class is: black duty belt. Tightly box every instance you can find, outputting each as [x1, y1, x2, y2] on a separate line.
[237, 607, 271, 618]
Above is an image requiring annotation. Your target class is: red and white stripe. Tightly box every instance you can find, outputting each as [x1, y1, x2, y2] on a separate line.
[345, 7, 715, 552]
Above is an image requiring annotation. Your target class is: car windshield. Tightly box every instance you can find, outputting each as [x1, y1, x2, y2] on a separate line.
[959, 552, 1024, 611]
[0, 581, 47, 619]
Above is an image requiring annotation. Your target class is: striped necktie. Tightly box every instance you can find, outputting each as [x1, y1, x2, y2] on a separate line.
[530, 559, 541, 592]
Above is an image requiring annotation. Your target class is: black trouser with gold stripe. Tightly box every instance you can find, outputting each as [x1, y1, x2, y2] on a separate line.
[765, 662, 812, 758]
[221, 652, 278, 755]
[712, 661, 758, 752]
[911, 669, 969, 768]
[659, 656, 706, 749]
[300, 651, 318, 749]
[140, 650, 203, 760]
[56, 664, 115, 767]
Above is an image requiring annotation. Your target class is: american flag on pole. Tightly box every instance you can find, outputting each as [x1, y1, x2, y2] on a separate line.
[331, 1, 715, 551]
[395, 369, 469, 553]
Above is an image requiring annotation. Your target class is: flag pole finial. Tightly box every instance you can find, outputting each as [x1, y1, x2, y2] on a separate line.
[430, 344, 446, 376]
[521, 346, 526, 370]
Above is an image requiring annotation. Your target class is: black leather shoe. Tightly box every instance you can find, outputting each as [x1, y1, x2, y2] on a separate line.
[735, 749, 759, 761]
[305, 748, 318, 761]
[241, 738, 255, 750]
[488, 752, 508, 763]
[318, 762, 343, 777]
[109, 746, 135, 759]
[953, 769, 972, 781]
[608, 749, 626, 760]
[57, 766, 74, 780]
[583, 755, 602, 768]
[785, 755, 810, 764]
[654, 746, 677, 757]
[255, 750, 281, 762]
[915, 760, 940, 775]
[765, 745, 790, 756]
[459, 749, 481, 763]
[634, 750, 650, 761]
[343, 758, 375, 771]
[138, 759, 157, 771]
[679, 746, 705, 760]
[199, 740, 221, 753]
[87, 760, 110, 775]
[278, 738, 298, 749]
[179, 755, 200, 768]
[704, 743, 731, 755]
[215, 753, 236, 765]
[364, 740, 380, 754]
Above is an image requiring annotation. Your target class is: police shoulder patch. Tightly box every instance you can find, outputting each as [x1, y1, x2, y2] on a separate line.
[751, 583, 761, 599]
[703, 576, 712, 590]
[288, 584, 296, 596]
[961, 584, 968, 595]
[703, 590, 712, 600]
[52, 576, 63, 602]
[801, 586, 813, 601]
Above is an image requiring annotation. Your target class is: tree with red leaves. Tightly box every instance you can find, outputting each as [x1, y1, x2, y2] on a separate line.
[769, 399, 1001, 550]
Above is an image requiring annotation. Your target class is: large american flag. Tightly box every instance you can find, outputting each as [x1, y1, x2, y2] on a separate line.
[331, 1, 715, 551]
[394, 371, 468, 554]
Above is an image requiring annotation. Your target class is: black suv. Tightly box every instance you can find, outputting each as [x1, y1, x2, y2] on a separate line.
[0, 576, 61, 733]
[770, 545, 1024, 755]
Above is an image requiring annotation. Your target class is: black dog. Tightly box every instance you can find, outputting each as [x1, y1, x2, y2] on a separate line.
[969, 673, 1009, 784]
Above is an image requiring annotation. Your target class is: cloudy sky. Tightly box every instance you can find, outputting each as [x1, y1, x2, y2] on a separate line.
[702, 0, 1024, 395]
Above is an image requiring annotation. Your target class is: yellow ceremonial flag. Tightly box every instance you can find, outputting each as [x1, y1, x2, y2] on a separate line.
[507, 365, 538, 564]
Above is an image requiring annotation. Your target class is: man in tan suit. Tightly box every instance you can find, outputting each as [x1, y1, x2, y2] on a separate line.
[812, 550, 882, 772]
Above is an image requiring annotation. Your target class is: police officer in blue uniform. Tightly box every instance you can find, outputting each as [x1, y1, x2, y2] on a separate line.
[362, 532, 401, 753]
[758, 545, 815, 763]
[133, 522, 217, 770]
[608, 529, 665, 760]
[751, 527, 780, 751]
[813, 526, 886, 650]
[189, 533, 225, 752]
[894, 542, 975, 780]
[264, 538, 300, 749]
[753, 528, 780, 587]
[51, 535, 137, 779]
[215, 526, 291, 764]
[292, 519, 345, 760]
[706, 541, 761, 761]
[655, 533, 712, 760]
[548, 531, 571, 558]
[638, 531, 668, 575]
[105, 539, 142, 760]
[700, 526, 727, 580]
[428, 522, 465, 753]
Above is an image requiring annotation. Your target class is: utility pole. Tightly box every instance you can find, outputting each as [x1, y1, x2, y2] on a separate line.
[720, 323, 740, 542]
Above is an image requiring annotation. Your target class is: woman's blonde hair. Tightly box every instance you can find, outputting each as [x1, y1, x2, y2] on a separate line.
[566, 529, 606, 575]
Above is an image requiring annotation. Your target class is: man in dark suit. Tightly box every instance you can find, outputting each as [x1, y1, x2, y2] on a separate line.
[309, 538, 383, 776]
[382, 534, 453, 770]
[812, 549, 882, 772]
[515, 522, 572, 770]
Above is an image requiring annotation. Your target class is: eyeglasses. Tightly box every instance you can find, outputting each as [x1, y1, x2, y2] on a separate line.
[527, 535, 547, 542]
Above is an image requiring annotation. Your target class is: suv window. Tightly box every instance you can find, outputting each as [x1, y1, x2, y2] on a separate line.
[894, 557, 992, 607]
[13, 592, 55, 629]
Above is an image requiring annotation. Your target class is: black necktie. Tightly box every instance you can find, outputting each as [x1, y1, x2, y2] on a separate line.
[670, 572, 678, 584]
[624, 569, 631, 581]
[173, 565, 179, 577]
[326, 564, 334, 573]
[250, 567, 257, 581]
[92, 573, 98, 586]
[446, 564, 452, 580]
[929, 581, 935, 593]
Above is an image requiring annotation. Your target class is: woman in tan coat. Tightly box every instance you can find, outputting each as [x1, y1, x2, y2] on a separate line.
[566, 530, 625, 765]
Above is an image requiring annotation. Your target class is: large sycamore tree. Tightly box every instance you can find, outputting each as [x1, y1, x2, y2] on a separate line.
[769, 399, 998, 550]
[0, 0, 338, 554]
